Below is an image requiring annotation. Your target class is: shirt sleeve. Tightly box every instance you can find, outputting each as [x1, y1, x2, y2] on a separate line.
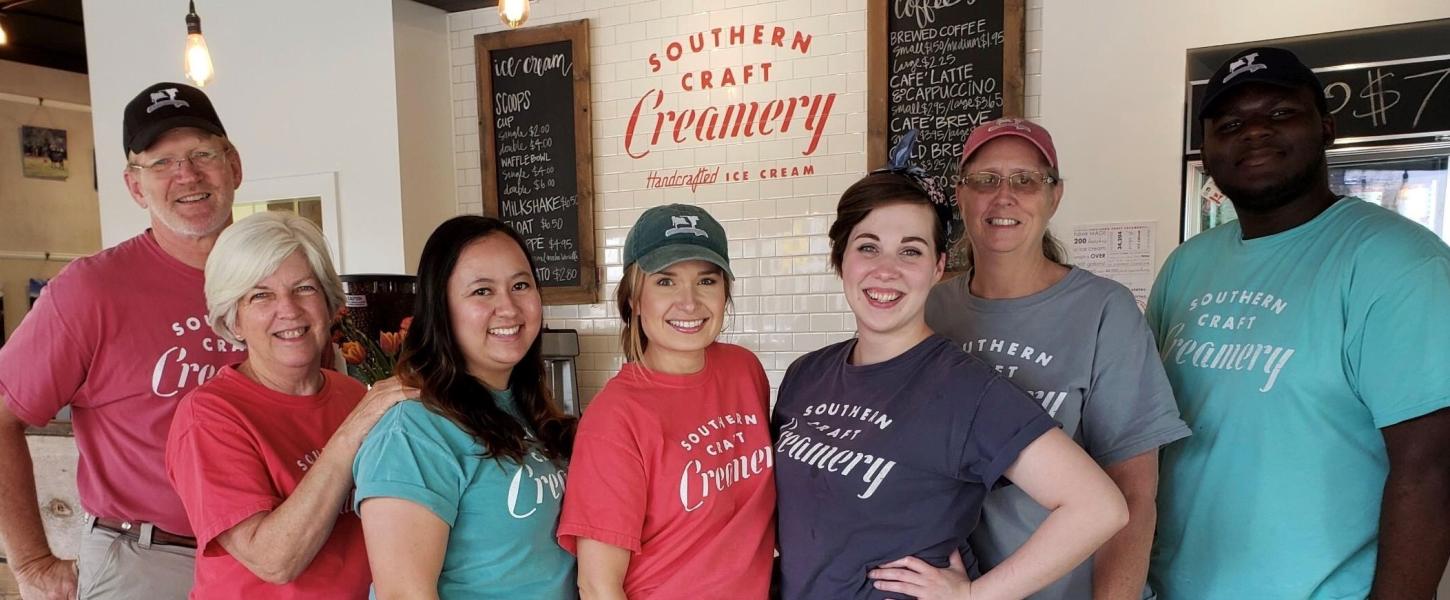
[166, 402, 282, 556]
[958, 377, 1058, 488]
[0, 272, 95, 425]
[742, 346, 772, 414]
[556, 398, 649, 555]
[1081, 286, 1192, 466]
[1145, 256, 1175, 348]
[352, 411, 466, 527]
[1345, 254, 1450, 428]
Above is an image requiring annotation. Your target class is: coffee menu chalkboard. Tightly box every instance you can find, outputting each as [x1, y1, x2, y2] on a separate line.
[869, 1, 1025, 271]
[476, 20, 596, 304]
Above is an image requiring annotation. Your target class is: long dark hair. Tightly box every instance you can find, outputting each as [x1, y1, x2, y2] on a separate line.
[396, 216, 574, 464]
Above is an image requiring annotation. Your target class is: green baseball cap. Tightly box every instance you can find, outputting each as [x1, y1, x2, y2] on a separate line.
[623, 204, 732, 278]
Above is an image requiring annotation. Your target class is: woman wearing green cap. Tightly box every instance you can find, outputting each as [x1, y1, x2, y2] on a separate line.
[558, 204, 776, 600]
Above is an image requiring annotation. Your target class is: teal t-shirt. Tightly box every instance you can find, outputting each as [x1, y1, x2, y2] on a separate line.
[1146, 197, 1450, 599]
[352, 392, 576, 600]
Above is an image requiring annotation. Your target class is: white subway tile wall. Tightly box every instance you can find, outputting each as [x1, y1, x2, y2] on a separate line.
[448, 0, 1044, 406]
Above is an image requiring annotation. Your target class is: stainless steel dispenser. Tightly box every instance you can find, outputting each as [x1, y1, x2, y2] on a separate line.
[540, 328, 580, 416]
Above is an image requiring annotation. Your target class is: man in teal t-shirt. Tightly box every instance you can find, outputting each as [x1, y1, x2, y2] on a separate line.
[1147, 47, 1450, 599]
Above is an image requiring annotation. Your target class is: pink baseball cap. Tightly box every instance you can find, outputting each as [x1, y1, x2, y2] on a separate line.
[958, 117, 1058, 168]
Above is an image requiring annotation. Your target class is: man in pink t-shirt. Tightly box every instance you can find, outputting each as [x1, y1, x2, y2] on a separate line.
[0, 82, 245, 600]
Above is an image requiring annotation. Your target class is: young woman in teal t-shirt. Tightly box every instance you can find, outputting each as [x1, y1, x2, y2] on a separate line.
[353, 216, 578, 599]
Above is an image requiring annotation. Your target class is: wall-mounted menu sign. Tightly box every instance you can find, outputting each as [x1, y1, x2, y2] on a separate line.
[476, 19, 596, 304]
[1187, 55, 1450, 152]
[868, 0, 1025, 271]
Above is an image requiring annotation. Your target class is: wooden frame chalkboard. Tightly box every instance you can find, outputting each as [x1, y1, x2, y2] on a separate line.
[475, 19, 597, 305]
[868, 0, 1025, 271]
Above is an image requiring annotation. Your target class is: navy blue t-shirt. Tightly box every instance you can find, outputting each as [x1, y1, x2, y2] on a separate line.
[773, 334, 1057, 600]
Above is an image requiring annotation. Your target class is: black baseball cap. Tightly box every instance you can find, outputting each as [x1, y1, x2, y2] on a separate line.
[122, 82, 227, 155]
[1199, 47, 1327, 120]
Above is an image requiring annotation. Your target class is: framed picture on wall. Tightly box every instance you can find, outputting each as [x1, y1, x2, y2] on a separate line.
[20, 126, 69, 180]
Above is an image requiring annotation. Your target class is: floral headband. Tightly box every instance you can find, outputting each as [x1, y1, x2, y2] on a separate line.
[870, 129, 958, 242]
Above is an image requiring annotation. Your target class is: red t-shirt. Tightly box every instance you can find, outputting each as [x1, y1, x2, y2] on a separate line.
[165, 366, 371, 599]
[558, 343, 776, 600]
[0, 231, 245, 535]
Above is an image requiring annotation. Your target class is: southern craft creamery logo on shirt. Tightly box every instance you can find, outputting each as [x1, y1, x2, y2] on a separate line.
[1160, 289, 1297, 393]
[676, 411, 772, 512]
[153, 312, 245, 398]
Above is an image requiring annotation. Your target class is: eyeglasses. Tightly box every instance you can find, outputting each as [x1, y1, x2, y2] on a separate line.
[952, 171, 1060, 194]
[128, 147, 231, 175]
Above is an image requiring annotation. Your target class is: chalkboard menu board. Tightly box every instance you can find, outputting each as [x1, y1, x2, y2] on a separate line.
[1187, 55, 1450, 152]
[476, 19, 596, 304]
[869, 0, 1025, 271]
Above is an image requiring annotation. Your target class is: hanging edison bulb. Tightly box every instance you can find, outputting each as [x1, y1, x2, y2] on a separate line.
[499, 0, 530, 29]
[0, 19, 9, 46]
[184, 0, 215, 87]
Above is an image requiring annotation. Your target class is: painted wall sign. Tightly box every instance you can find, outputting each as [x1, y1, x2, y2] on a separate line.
[629, 23, 840, 190]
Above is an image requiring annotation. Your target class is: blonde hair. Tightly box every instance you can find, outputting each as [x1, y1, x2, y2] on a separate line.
[204, 212, 342, 346]
[616, 264, 650, 363]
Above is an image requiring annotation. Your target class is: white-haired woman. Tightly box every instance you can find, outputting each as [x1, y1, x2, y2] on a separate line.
[165, 212, 414, 599]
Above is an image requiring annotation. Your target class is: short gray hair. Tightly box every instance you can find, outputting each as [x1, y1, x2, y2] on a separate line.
[204, 212, 343, 346]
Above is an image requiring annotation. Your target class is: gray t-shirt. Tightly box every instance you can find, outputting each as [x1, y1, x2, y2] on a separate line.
[926, 267, 1190, 600]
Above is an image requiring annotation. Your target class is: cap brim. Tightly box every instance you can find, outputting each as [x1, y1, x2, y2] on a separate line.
[1196, 78, 1303, 120]
[126, 116, 227, 154]
[962, 130, 1056, 169]
[635, 245, 733, 279]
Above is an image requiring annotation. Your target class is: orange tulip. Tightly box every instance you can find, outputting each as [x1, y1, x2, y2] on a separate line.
[341, 341, 366, 365]
[379, 330, 403, 356]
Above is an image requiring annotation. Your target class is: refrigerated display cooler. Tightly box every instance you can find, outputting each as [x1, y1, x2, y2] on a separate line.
[1185, 146, 1450, 242]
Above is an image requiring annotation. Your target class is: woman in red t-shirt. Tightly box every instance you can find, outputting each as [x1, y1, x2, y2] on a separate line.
[165, 212, 414, 599]
[558, 204, 776, 600]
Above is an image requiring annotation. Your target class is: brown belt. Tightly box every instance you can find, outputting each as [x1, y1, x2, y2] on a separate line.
[92, 517, 197, 549]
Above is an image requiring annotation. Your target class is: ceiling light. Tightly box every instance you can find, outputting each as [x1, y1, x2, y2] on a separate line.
[184, 0, 214, 87]
[499, 0, 530, 29]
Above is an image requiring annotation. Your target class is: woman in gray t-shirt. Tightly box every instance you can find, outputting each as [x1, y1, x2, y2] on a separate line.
[924, 118, 1190, 599]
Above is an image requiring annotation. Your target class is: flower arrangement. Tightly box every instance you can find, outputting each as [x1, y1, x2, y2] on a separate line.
[335, 307, 412, 385]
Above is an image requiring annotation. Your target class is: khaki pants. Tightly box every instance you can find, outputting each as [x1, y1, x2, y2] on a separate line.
[77, 516, 194, 600]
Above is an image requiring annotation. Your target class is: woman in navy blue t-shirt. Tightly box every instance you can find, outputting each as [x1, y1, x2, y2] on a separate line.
[772, 159, 1129, 600]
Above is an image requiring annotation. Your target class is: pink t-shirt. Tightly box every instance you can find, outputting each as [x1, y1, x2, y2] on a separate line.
[558, 342, 776, 600]
[165, 366, 371, 599]
[0, 231, 245, 536]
